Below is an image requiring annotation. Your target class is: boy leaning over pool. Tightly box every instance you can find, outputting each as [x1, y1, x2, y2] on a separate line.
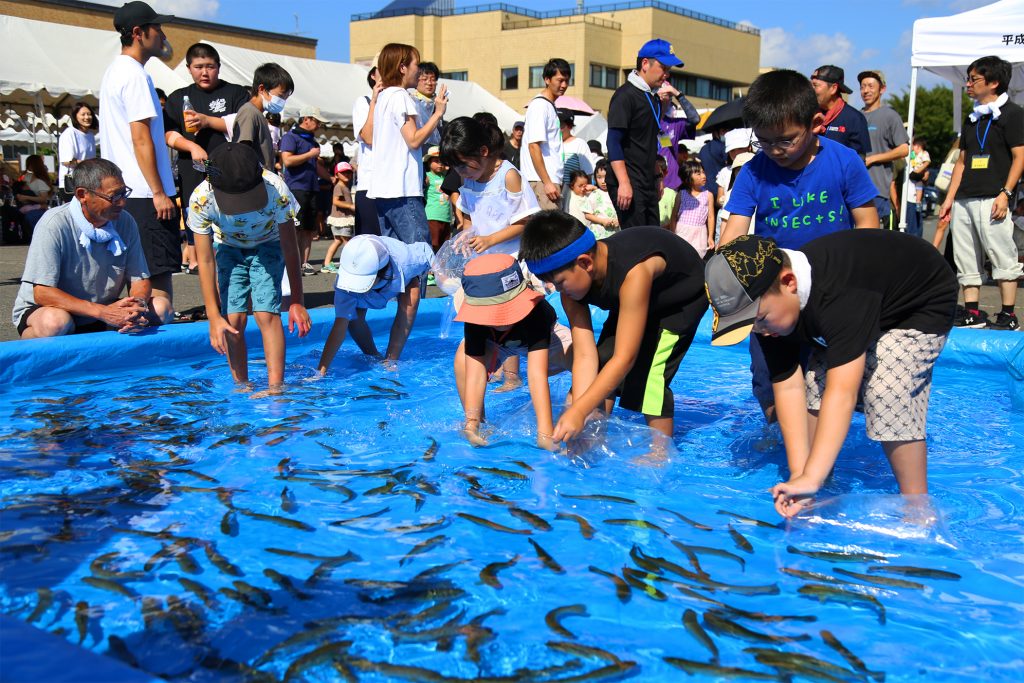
[705, 232, 957, 518]
[317, 234, 433, 373]
[520, 210, 707, 443]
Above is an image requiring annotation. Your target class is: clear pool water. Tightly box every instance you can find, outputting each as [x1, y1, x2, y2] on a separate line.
[0, 314, 1022, 682]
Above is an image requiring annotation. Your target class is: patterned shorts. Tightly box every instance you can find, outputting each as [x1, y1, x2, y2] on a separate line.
[804, 329, 948, 442]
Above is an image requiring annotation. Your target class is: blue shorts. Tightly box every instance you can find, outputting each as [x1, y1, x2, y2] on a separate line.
[215, 241, 285, 315]
[376, 196, 429, 245]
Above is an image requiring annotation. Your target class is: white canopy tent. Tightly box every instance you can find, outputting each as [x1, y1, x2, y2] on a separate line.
[902, 0, 1024, 227]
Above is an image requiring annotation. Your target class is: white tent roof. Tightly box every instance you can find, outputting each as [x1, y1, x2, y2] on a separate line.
[912, 0, 1024, 100]
[175, 42, 519, 130]
[0, 15, 187, 107]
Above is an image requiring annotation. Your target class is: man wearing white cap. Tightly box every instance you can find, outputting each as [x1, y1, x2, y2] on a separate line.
[317, 234, 433, 372]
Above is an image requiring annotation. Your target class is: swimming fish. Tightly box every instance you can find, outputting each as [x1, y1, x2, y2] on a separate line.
[798, 583, 887, 624]
[280, 487, 298, 514]
[281, 640, 353, 682]
[619, 567, 669, 601]
[728, 525, 754, 554]
[555, 512, 595, 539]
[26, 588, 53, 624]
[315, 441, 344, 456]
[702, 610, 811, 644]
[220, 510, 239, 537]
[329, 507, 392, 527]
[787, 545, 889, 563]
[664, 657, 778, 680]
[387, 517, 450, 535]
[178, 577, 218, 609]
[716, 509, 778, 529]
[683, 608, 719, 662]
[203, 542, 244, 577]
[820, 630, 886, 682]
[588, 565, 631, 603]
[562, 493, 637, 505]
[265, 548, 361, 564]
[780, 567, 853, 586]
[74, 601, 89, 644]
[865, 565, 961, 581]
[658, 506, 714, 531]
[603, 518, 670, 536]
[82, 576, 137, 598]
[508, 507, 551, 531]
[455, 512, 532, 535]
[480, 555, 519, 589]
[546, 640, 621, 663]
[264, 568, 312, 600]
[545, 604, 588, 640]
[237, 508, 314, 532]
[671, 541, 746, 572]
[470, 466, 528, 480]
[400, 535, 447, 566]
[412, 560, 468, 582]
[528, 538, 565, 574]
[832, 567, 925, 590]
[745, 647, 864, 682]
[422, 438, 438, 462]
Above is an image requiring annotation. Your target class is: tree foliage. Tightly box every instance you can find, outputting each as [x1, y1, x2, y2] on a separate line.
[888, 85, 973, 163]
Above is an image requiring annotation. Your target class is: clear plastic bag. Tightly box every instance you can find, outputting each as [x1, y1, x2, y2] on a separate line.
[431, 232, 477, 297]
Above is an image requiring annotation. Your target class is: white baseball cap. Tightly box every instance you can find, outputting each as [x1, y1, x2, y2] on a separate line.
[724, 127, 753, 154]
[338, 235, 390, 293]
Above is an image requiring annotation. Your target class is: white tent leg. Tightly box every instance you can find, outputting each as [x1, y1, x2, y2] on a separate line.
[953, 82, 963, 135]
[899, 67, 920, 232]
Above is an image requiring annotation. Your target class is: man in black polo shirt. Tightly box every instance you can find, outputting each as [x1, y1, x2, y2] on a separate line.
[939, 55, 1024, 331]
[810, 65, 870, 158]
[606, 39, 683, 228]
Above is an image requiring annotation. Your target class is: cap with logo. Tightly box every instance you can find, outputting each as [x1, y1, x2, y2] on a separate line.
[297, 106, 329, 123]
[638, 39, 684, 68]
[113, 1, 173, 31]
[811, 65, 852, 95]
[338, 235, 391, 293]
[856, 70, 886, 87]
[207, 143, 268, 216]
[455, 254, 542, 327]
[704, 235, 784, 346]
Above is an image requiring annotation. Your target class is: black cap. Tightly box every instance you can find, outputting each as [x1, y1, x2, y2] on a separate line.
[207, 143, 268, 216]
[705, 235, 784, 346]
[113, 1, 174, 32]
[811, 65, 852, 95]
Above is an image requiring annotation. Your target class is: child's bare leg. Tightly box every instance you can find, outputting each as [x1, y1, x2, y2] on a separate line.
[225, 312, 249, 384]
[254, 311, 286, 388]
[882, 440, 928, 494]
[454, 340, 468, 410]
[323, 237, 345, 267]
[645, 415, 673, 437]
[494, 355, 522, 393]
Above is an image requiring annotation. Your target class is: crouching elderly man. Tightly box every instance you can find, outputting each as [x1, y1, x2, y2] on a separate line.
[12, 159, 173, 338]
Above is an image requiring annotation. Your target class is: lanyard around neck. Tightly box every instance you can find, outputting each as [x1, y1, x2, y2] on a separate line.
[976, 118, 993, 152]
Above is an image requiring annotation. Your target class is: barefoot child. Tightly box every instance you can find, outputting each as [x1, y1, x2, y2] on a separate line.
[520, 211, 707, 442]
[190, 143, 311, 389]
[705, 232, 957, 518]
[454, 254, 572, 450]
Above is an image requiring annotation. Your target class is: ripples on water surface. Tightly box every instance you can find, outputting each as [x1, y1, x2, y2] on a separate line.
[0, 331, 1021, 681]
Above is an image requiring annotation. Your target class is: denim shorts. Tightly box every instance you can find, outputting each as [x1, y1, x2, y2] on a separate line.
[376, 196, 429, 244]
[215, 241, 285, 315]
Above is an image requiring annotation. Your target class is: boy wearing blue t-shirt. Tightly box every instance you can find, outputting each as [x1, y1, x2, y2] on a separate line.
[717, 69, 879, 419]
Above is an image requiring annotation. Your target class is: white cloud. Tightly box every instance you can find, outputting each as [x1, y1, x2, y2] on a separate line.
[90, 0, 220, 21]
[760, 27, 854, 74]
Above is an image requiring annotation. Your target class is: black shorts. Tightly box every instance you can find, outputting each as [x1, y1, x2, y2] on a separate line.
[596, 298, 706, 418]
[17, 305, 108, 336]
[354, 190, 381, 236]
[125, 197, 180, 278]
[291, 190, 318, 231]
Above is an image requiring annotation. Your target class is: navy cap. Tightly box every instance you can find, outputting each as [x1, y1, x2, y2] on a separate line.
[638, 39, 684, 68]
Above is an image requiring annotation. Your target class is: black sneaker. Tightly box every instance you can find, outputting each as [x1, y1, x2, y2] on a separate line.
[987, 312, 1020, 331]
[301, 262, 317, 276]
[953, 306, 987, 328]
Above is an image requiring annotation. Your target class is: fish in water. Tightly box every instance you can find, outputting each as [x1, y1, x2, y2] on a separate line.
[821, 630, 886, 682]
[280, 487, 298, 514]
[26, 588, 53, 624]
[178, 578, 219, 609]
[422, 438, 438, 462]
[562, 493, 637, 505]
[330, 507, 392, 527]
[470, 466, 528, 480]
[787, 545, 889, 563]
[555, 512, 595, 540]
[798, 583, 887, 624]
[683, 608, 719, 662]
[546, 640, 622, 664]
[588, 565, 631, 604]
[480, 555, 519, 589]
[545, 604, 589, 640]
[203, 542, 244, 577]
[716, 509, 778, 529]
[672, 541, 746, 572]
[528, 538, 565, 574]
[455, 512, 532, 535]
[387, 517, 449, 535]
[619, 568, 668, 601]
[658, 506, 713, 531]
[603, 518, 670, 536]
[264, 569, 312, 600]
[400, 535, 447, 566]
[745, 647, 866, 682]
[865, 565, 961, 581]
[82, 576, 137, 598]
[832, 567, 925, 590]
[702, 610, 811, 644]
[237, 508, 314, 532]
[664, 657, 778, 680]
[508, 507, 552, 531]
[728, 525, 754, 554]
[74, 601, 89, 644]
[220, 510, 239, 537]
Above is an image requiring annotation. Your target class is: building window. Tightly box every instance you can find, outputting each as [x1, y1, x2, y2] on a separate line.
[590, 64, 618, 90]
[501, 67, 519, 90]
[669, 73, 734, 102]
[529, 63, 575, 89]
[441, 70, 467, 81]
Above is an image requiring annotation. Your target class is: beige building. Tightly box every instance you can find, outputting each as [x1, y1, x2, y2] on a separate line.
[350, 1, 760, 114]
[0, 0, 317, 62]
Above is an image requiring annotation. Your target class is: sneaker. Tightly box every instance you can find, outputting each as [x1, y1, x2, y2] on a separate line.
[953, 306, 988, 328]
[426, 273, 436, 287]
[301, 262, 317, 276]
[321, 263, 338, 274]
[987, 312, 1020, 331]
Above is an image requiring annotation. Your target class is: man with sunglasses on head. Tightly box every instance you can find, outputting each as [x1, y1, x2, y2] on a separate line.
[317, 234, 433, 373]
[13, 159, 173, 338]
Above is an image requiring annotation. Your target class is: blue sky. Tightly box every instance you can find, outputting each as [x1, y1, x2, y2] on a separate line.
[142, 0, 988, 100]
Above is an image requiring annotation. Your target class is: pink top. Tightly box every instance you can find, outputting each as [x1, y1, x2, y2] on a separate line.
[675, 190, 710, 226]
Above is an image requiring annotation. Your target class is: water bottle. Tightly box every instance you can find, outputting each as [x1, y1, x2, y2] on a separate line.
[183, 95, 199, 134]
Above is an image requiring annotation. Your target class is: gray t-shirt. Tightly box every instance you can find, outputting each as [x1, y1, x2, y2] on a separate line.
[863, 106, 909, 198]
[13, 200, 149, 326]
[233, 102, 276, 170]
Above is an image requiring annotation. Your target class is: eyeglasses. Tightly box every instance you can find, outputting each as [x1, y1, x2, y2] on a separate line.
[751, 135, 801, 152]
[86, 186, 132, 203]
[965, 75, 985, 85]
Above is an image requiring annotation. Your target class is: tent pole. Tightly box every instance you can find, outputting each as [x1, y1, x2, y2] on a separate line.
[899, 67, 920, 232]
[953, 82, 963, 135]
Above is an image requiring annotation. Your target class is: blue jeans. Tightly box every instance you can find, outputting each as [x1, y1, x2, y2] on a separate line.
[873, 196, 892, 229]
[904, 203, 922, 238]
[215, 241, 285, 314]
[376, 196, 429, 245]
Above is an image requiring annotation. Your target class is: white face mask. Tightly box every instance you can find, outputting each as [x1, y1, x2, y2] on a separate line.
[262, 93, 287, 114]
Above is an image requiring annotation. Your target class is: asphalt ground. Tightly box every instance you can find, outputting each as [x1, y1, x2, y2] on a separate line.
[0, 216, 1020, 343]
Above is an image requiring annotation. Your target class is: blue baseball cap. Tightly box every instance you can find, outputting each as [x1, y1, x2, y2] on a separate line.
[638, 39, 683, 68]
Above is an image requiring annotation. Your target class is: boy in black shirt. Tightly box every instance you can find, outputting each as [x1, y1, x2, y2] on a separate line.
[939, 55, 1024, 331]
[521, 211, 707, 442]
[706, 232, 957, 518]
[454, 254, 571, 451]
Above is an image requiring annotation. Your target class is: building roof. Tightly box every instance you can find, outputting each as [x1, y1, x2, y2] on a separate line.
[352, 0, 759, 36]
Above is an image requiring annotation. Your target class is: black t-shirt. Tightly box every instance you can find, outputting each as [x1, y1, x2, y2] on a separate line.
[503, 141, 522, 170]
[606, 82, 660, 199]
[758, 230, 957, 382]
[582, 226, 706, 332]
[464, 299, 556, 357]
[441, 167, 463, 196]
[165, 81, 250, 200]
[958, 100, 1024, 198]
[821, 103, 871, 157]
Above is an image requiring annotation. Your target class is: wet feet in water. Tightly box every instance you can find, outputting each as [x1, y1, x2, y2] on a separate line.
[493, 376, 523, 393]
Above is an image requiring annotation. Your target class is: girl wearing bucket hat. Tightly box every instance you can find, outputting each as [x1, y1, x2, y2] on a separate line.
[454, 254, 572, 450]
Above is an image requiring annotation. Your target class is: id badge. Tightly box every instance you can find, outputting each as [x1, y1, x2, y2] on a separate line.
[658, 133, 673, 148]
[971, 155, 990, 170]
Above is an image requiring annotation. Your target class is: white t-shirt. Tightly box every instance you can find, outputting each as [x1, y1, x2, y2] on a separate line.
[520, 95, 563, 184]
[57, 127, 96, 190]
[368, 87, 421, 199]
[352, 95, 373, 193]
[99, 54, 175, 199]
[456, 160, 539, 256]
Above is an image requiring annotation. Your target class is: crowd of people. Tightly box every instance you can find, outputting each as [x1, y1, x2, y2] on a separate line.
[5, 3, 1024, 515]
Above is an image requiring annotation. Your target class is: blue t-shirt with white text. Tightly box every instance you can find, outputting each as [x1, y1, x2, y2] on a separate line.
[724, 137, 877, 250]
